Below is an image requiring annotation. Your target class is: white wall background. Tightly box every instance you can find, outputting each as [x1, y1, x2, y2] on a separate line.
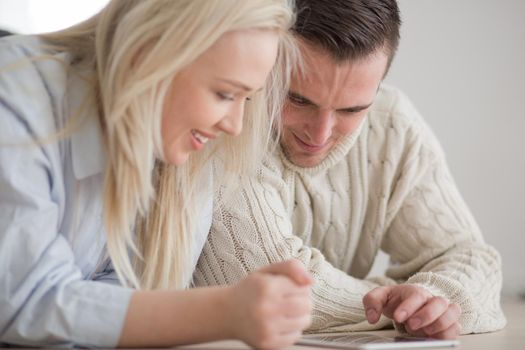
[0, 0, 108, 34]
[1, 0, 523, 296]
[384, 0, 525, 296]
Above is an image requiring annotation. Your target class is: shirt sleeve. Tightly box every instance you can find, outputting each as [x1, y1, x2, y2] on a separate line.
[0, 60, 133, 347]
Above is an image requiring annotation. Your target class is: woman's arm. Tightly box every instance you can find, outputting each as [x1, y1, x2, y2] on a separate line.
[119, 260, 313, 349]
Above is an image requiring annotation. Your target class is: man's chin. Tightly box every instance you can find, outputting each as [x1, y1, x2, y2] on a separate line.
[287, 153, 325, 168]
[281, 143, 326, 168]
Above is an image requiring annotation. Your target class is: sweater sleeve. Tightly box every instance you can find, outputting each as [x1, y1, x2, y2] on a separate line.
[379, 102, 506, 334]
[193, 164, 394, 333]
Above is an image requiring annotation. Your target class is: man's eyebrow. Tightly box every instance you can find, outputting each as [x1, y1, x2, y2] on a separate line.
[288, 91, 318, 107]
[289, 90, 372, 112]
[337, 102, 373, 113]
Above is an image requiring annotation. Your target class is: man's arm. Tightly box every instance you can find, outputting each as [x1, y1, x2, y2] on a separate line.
[374, 138, 506, 334]
[194, 163, 394, 333]
[360, 88, 506, 336]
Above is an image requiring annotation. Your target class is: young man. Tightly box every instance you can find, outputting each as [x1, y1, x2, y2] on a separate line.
[194, 0, 506, 339]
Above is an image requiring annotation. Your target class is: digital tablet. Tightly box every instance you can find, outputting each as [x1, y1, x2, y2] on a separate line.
[296, 333, 459, 350]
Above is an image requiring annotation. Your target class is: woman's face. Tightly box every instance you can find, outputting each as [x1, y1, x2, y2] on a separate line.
[161, 29, 279, 165]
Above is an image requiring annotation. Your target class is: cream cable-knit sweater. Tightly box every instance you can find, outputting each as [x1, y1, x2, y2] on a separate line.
[194, 85, 506, 334]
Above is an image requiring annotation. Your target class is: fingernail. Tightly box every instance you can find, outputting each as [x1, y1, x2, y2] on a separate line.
[397, 310, 408, 322]
[366, 308, 377, 321]
[409, 317, 421, 329]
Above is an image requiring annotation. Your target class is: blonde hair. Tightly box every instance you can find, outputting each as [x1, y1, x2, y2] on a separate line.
[41, 0, 296, 289]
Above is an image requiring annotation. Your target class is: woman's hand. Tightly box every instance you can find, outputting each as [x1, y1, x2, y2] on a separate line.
[226, 259, 313, 349]
[363, 285, 461, 339]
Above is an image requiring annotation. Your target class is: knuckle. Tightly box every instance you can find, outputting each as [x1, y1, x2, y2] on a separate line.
[256, 279, 274, 298]
[287, 258, 302, 270]
[299, 294, 313, 310]
[255, 301, 274, 318]
[455, 322, 462, 335]
[303, 314, 313, 329]
[249, 274, 265, 290]
[432, 317, 447, 330]
[409, 285, 431, 299]
[257, 334, 278, 350]
[307, 297, 314, 312]
[363, 287, 383, 304]
[433, 296, 449, 307]
[255, 324, 274, 345]
[413, 290, 430, 303]
[450, 302, 462, 315]
[362, 293, 374, 305]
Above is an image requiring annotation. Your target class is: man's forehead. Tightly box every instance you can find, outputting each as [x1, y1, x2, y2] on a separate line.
[289, 50, 388, 109]
[296, 39, 389, 76]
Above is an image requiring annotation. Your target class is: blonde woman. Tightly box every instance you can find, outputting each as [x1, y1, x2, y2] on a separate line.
[0, 0, 313, 348]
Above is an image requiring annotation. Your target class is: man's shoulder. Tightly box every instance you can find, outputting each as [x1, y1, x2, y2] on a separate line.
[365, 84, 445, 160]
[367, 84, 430, 138]
[370, 84, 422, 123]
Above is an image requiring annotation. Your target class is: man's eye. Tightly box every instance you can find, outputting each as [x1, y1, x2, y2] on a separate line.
[288, 94, 309, 106]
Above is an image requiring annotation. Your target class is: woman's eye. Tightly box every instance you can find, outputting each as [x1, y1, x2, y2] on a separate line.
[217, 92, 235, 101]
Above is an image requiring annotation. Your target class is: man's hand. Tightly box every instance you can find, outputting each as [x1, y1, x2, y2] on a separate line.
[363, 285, 461, 339]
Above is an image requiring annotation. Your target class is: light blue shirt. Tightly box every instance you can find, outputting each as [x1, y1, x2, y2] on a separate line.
[0, 35, 213, 347]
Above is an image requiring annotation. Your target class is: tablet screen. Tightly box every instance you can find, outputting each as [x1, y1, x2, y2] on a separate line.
[297, 333, 459, 349]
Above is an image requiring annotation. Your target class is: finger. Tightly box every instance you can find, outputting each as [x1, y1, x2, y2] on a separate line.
[404, 326, 427, 338]
[283, 285, 312, 298]
[393, 289, 431, 323]
[272, 277, 312, 299]
[281, 294, 312, 318]
[269, 330, 303, 350]
[259, 259, 313, 286]
[363, 286, 391, 324]
[423, 303, 461, 335]
[428, 322, 461, 340]
[382, 293, 402, 318]
[278, 314, 312, 334]
[406, 296, 449, 330]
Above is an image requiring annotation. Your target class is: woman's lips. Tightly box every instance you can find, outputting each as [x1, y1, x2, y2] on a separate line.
[190, 129, 217, 151]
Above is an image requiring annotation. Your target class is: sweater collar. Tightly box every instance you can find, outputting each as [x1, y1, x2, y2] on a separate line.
[278, 118, 366, 175]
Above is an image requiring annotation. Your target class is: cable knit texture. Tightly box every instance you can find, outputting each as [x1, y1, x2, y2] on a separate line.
[193, 84, 506, 334]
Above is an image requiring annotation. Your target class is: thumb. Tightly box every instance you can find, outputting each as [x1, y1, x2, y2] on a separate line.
[259, 259, 313, 286]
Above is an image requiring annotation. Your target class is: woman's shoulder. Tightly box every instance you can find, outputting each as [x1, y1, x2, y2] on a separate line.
[0, 34, 68, 77]
[0, 35, 74, 138]
[0, 34, 42, 59]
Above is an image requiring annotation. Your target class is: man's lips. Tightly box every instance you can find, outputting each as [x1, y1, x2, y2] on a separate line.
[292, 133, 327, 153]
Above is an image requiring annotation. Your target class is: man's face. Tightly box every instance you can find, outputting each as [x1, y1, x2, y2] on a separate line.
[281, 42, 389, 167]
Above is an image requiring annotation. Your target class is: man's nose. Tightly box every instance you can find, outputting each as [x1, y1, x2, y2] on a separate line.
[307, 109, 335, 145]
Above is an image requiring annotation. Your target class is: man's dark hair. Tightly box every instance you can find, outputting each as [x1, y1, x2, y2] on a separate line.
[293, 0, 401, 70]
